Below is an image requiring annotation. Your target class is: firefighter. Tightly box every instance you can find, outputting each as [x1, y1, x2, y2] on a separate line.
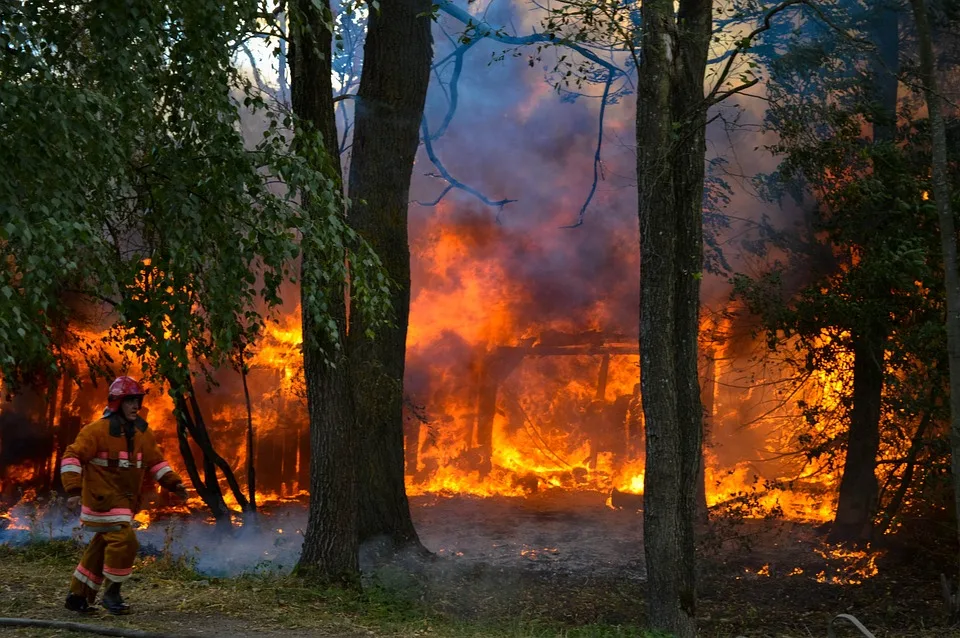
[61, 376, 188, 615]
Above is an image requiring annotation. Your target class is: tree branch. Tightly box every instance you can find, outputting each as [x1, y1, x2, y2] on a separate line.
[561, 71, 613, 228]
[418, 118, 517, 218]
[705, 0, 873, 106]
[240, 43, 275, 98]
[435, 0, 624, 75]
[423, 0, 625, 223]
[428, 38, 479, 140]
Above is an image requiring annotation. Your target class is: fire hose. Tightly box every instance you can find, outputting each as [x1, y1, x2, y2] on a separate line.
[733, 613, 876, 638]
[0, 617, 194, 638]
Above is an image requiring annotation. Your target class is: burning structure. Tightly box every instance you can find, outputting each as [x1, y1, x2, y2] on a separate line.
[0, 298, 844, 529]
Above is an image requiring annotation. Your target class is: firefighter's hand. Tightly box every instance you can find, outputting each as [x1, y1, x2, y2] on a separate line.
[171, 484, 189, 501]
[66, 496, 81, 510]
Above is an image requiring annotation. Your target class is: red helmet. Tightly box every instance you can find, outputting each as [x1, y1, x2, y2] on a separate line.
[107, 376, 146, 412]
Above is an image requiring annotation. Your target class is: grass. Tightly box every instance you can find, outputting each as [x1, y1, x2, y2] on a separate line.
[0, 540, 663, 637]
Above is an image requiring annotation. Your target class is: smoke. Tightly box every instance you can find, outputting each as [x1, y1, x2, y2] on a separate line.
[0, 412, 52, 469]
[1, 495, 645, 586]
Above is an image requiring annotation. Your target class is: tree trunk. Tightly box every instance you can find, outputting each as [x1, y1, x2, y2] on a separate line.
[829, 10, 898, 543]
[830, 330, 885, 542]
[239, 348, 257, 513]
[346, 0, 433, 548]
[171, 392, 232, 532]
[636, 0, 711, 633]
[291, 0, 360, 585]
[908, 0, 960, 620]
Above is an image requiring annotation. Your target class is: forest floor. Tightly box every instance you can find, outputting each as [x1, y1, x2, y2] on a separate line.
[0, 525, 958, 638]
[1, 496, 959, 637]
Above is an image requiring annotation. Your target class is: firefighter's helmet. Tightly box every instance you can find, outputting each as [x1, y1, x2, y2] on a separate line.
[107, 376, 146, 412]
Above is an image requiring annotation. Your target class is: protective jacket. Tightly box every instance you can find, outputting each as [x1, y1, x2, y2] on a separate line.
[61, 412, 183, 526]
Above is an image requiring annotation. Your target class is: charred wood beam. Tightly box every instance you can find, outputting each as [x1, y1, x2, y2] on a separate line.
[495, 344, 639, 356]
[595, 354, 611, 401]
[474, 348, 527, 475]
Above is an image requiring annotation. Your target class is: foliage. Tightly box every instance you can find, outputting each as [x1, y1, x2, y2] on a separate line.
[731, 7, 957, 519]
[0, 0, 391, 391]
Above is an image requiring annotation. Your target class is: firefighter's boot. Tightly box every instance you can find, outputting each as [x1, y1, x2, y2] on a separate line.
[65, 593, 96, 614]
[101, 581, 131, 615]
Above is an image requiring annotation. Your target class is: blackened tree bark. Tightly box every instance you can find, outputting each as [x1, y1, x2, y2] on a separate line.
[908, 0, 960, 619]
[165, 371, 250, 531]
[830, 10, 899, 543]
[346, 0, 433, 547]
[171, 392, 231, 531]
[291, 0, 360, 585]
[831, 330, 886, 541]
[239, 346, 257, 512]
[636, 0, 711, 633]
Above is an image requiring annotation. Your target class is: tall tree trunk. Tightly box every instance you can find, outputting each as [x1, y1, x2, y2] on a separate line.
[291, 0, 360, 585]
[830, 330, 885, 541]
[908, 0, 960, 620]
[239, 347, 257, 513]
[636, 0, 711, 633]
[829, 9, 898, 543]
[346, 0, 433, 548]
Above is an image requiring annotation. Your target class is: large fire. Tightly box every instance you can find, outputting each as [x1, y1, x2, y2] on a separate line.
[0, 199, 858, 528]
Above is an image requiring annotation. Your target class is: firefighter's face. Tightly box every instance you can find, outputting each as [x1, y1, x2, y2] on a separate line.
[120, 397, 141, 422]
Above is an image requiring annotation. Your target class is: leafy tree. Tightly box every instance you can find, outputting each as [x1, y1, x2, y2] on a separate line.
[0, 0, 387, 526]
[733, 0, 956, 542]
[908, 0, 960, 619]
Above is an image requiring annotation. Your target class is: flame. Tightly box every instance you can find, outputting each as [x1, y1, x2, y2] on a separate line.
[813, 543, 881, 584]
[1, 292, 857, 525]
[0, 203, 914, 532]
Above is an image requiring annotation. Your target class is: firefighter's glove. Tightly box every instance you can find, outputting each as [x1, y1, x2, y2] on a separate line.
[66, 496, 81, 510]
[172, 484, 189, 501]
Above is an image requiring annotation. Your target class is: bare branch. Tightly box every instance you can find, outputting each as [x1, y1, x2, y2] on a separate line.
[419, 118, 518, 217]
[428, 39, 479, 140]
[240, 43, 275, 97]
[710, 78, 761, 105]
[435, 0, 624, 76]
[424, 1, 625, 223]
[705, 0, 873, 106]
[561, 71, 614, 228]
[414, 183, 454, 207]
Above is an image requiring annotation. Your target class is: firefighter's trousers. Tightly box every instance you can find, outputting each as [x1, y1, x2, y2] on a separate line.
[69, 524, 139, 602]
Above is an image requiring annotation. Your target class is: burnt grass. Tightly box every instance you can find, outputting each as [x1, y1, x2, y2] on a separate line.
[384, 519, 957, 637]
[1, 515, 959, 637]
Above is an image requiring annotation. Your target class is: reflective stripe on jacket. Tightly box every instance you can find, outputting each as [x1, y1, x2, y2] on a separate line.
[60, 413, 183, 525]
